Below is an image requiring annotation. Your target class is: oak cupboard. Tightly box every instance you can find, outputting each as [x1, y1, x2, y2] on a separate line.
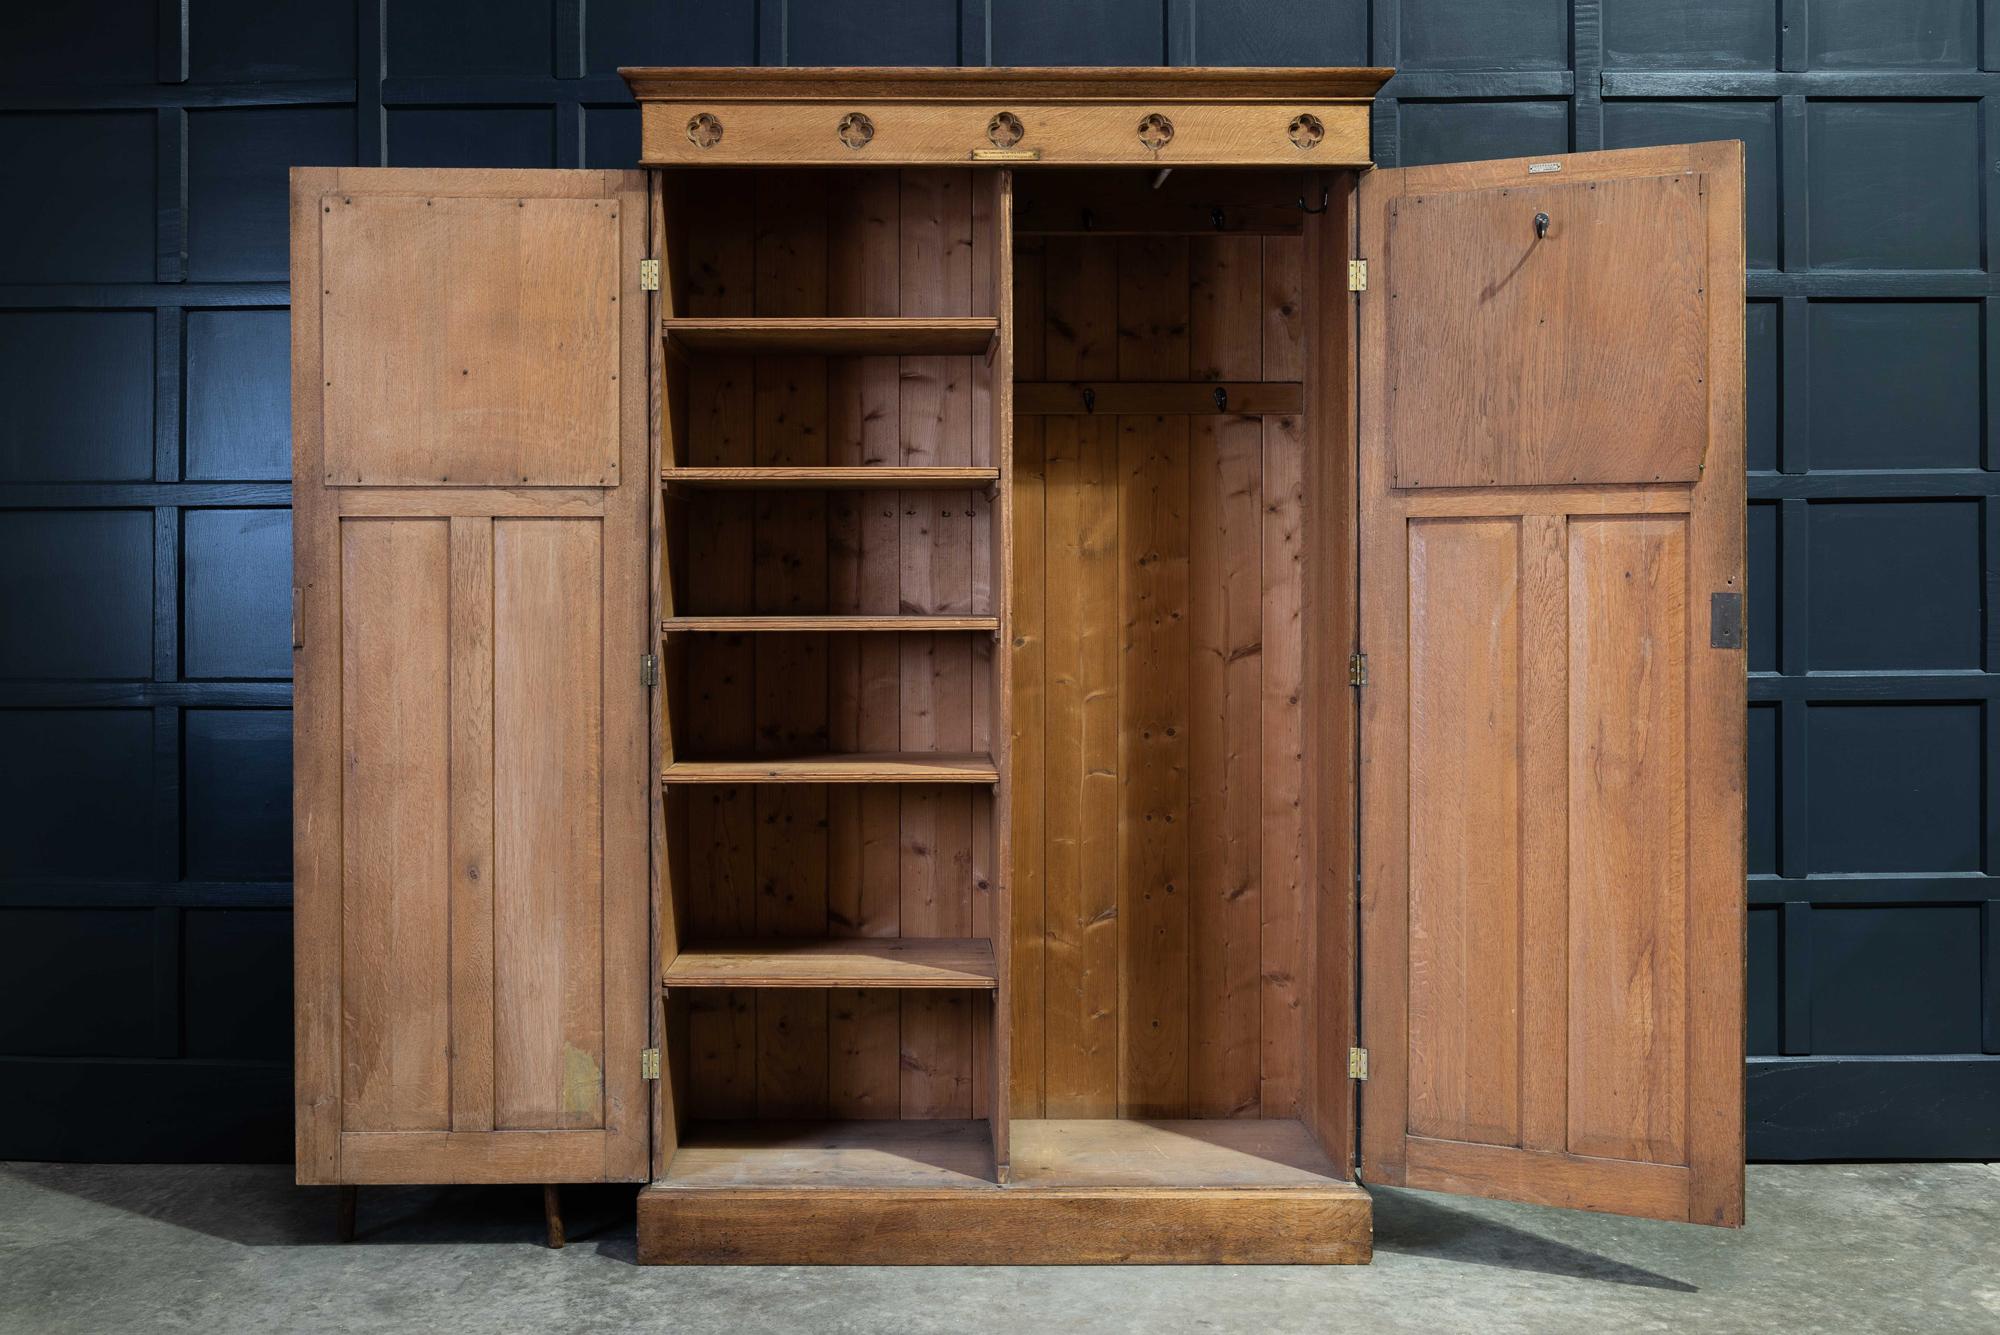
[291, 67, 1745, 1264]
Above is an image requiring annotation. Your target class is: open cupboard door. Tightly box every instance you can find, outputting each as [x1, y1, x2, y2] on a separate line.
[1355, 143, 1746, 1225]
[292, 168, 653, 1186]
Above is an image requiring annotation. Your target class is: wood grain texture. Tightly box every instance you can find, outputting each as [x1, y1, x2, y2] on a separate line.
[1118, 412, 1192, 1118]
[664, 753, 999, 783]
[1566, 516, 1689, 1166]
[637, 1117, 1370, 1264]
[292, 168, 339, 1183]
[665, 939, 997, 989]
[1404, 519, 1521, 1147]
[1015, 382, 1302, 416]
[663, 615, 997, 632]
[1357, 143, 1745, 1226]
[659, 169, 1007, 1123]
[637, 101, 1373, 169]
[295, 168, 651, 1185]
[622, 67, 1396, 103]
[1385, 172, 1709, 490]
[1040, 414, 1121, 1117]
[1012, 204, 1319, 1126]
[663, 466, 996, 488]
[339, 518, 452, 1134]
[664, 316, 995, 356]
[321, 194, 620, 488]
[1189, 411, 1263, 1118]
[447, 517, 496, 1133]
[493, 519, 606, 1131]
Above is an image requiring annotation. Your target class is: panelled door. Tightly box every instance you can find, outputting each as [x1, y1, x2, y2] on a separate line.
[293, 169, 652, 1185]
[1356, 143, 1746, 1224]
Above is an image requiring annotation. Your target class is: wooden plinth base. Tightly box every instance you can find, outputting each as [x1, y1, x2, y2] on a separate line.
[637, 1118, 1373, 1265]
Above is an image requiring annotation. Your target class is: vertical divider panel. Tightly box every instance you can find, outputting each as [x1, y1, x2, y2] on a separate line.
[986, 170, 1016, 1176]
[1302, 172, 1358, 1172]
[1008, 236, 1048, 1124]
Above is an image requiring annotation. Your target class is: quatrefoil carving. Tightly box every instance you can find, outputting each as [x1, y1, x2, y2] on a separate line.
[686, 113, 723, 149]
[1288, 113, 1325, 150]
[837, 112, 875, 149]
[988, 112, 1024, 148]
[1137, 113, 1174, 152]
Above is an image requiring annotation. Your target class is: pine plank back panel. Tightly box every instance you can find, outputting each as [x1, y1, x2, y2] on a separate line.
[669, 168, 1002, 1121]
[294, 167, 652, 1185]
[1357, 143, 1745, 1225]
[1009, 219, 1315, 1121]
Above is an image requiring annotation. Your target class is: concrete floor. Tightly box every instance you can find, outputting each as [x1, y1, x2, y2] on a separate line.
[2, 1163, 1995, 1334]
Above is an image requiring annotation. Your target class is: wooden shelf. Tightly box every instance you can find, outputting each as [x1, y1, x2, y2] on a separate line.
[662, 752, 999, 785]
[662, 466, 999, 489]
[663, 614, 997, 633]
[664, 938, 996, 990]
[662, 317, 998, 357]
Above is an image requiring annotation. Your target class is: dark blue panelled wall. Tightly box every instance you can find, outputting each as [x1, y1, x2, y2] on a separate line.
[1, 0, 1995, 1163]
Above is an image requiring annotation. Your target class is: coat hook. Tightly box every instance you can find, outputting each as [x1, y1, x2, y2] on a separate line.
[1298, 185, 1330, 214]
[1535, 211, 1551, 239]
[1211, 206, 1226, 230]
[1082, 386, 1096, 413]
[1081, 206, 1095, 232]
[1213, 386, 1228, 413]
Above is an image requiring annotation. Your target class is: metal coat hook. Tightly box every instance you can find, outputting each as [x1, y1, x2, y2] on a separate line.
[1082, 386, 1097, 413]
[1298, 185, 1330, 214]
[1212, 206, 1226, 230]
[1213, 386, 1228, 413]
[1535, 211, 1551, 239]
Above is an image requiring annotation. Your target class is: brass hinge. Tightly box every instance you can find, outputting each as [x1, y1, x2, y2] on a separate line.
[1348, 1046, 1369, 1081]
[1347, 259, 1368, 292]
[641, 653, 657, 687]
[641, 1047, 660, 1080]
[639, 258, 660, 291]
[1349, 651, 1368, 687]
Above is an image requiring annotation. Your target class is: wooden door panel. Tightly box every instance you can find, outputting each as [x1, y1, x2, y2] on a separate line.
[1385, 172, 1709, 490]
[1566, 515, 1689, 1166]
[1358, 143, 1745, 1226]
[1405, 517, 1521, 1149]
[295, 168, 651, 1185]
[493, 517, 607, 1130]
[321, 194, 621, 488]
[338, 518, 453, 1133]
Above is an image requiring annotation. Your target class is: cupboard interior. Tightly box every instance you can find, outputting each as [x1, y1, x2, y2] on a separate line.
[655, 166, 1356, 1188]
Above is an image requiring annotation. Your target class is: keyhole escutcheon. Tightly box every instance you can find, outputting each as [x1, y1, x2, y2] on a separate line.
[1534, 211, 1551, 239]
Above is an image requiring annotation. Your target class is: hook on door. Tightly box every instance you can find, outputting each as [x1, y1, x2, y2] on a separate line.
[1534, 211, 1551, 239]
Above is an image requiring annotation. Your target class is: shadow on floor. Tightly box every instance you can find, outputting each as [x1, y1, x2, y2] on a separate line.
[1371, 1187, 1697, 1292]
[2, 1163, 637, 1257]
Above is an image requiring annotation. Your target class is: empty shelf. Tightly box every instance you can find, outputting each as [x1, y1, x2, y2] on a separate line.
[663, 317, 998, 356]
[664, 938, 996, 990]
[662, 752, 998, 784]
[662, 466, 999, 489]
[663, 615, 998, 633]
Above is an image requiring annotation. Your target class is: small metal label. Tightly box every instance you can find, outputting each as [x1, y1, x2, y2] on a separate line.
[1710, 592, 1744, 649]
[1527, 161, 1562, 174]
